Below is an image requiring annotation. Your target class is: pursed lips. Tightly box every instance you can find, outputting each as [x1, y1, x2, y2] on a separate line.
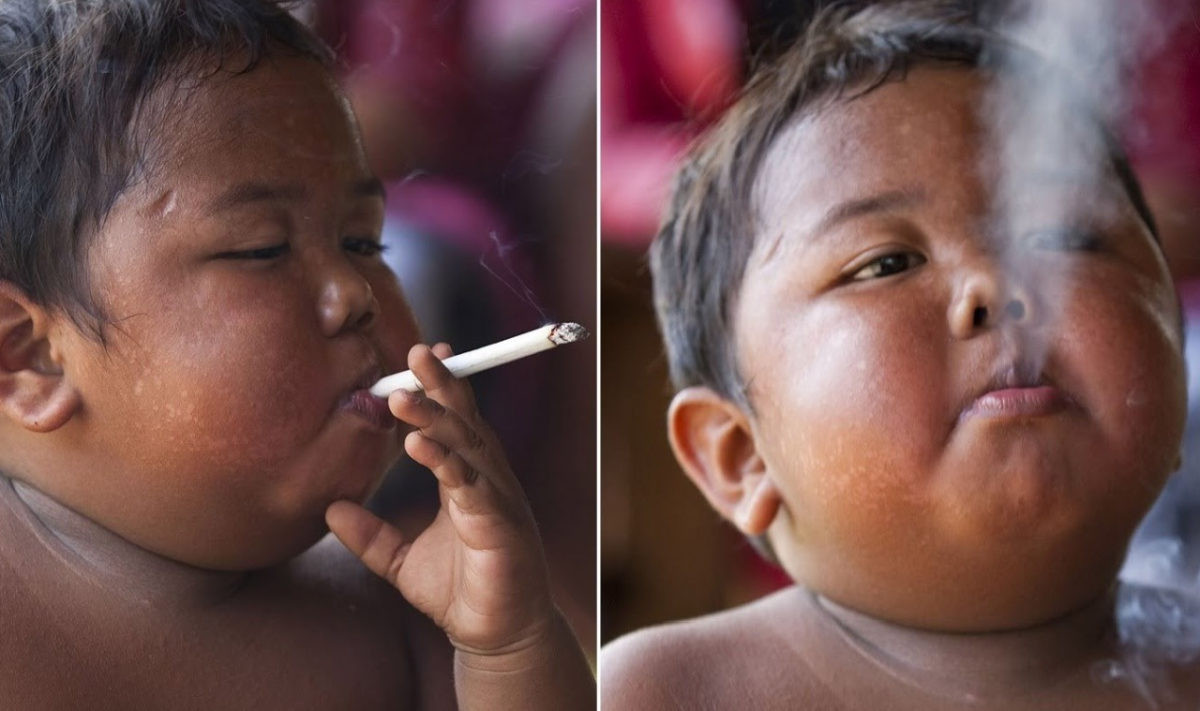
[337, 363, 396, 430]
[959, 361, 1071, 422]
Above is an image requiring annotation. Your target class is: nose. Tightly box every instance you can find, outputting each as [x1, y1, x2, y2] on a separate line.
[948, 257, 1036, 339]
[317, 261, 379, 337]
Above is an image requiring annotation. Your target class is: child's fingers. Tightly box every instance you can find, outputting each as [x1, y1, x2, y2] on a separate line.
[392, 392, 519, 504]
[407, 343, 478, 417]
[405, 430, 480, 489]
[405, 431, 499, 515]
[325, 501, 410, 587]
[390, 389, 490, 457]
[428, 342, 478, 411]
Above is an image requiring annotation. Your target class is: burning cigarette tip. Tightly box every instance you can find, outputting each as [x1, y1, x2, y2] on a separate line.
[550, 322, 589, 345]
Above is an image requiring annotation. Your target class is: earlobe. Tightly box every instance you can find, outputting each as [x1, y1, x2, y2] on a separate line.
[734, 475, 782, 536]
[0, 283, 80, 433]
[667, 386, 781, 536]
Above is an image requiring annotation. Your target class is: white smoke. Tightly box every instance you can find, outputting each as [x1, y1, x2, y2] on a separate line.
[983, 0, 1164, 369]
[985, 0, 1195, 706]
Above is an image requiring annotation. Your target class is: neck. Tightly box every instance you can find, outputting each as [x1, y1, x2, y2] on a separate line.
[4, 475, 248, 608]
[813, 587, 1117, 701]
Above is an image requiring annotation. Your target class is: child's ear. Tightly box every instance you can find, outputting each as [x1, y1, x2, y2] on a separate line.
[667, 386, 781, 536]
[0, 283, 80, 432]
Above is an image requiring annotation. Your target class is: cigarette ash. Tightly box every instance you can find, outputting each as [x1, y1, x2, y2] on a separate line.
[549, 321, 588, 345]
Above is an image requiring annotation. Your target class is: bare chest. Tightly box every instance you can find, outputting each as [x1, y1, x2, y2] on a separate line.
[0, 572, 416, 710]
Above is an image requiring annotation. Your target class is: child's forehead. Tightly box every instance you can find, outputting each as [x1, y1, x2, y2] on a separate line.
[129, 55, 368, 211]
[187, 59, 354, 151]
[749, 66, 1120, 257]
[752, 67, 988, 242]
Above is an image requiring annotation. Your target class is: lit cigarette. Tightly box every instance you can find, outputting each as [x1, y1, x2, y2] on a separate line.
[369, 322, 589, 397]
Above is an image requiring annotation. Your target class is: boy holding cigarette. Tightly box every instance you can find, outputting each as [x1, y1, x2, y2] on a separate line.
[0, 1, 591, 708]
[602, 2, 1200, 709]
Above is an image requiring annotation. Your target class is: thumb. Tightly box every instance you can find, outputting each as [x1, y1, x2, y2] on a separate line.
[326, 500, 410, 587]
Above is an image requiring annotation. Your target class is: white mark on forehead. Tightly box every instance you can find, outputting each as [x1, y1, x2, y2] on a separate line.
[334, 89, 369, 164]
[141, 189, 178, 220]
[158, 190, 178, 218]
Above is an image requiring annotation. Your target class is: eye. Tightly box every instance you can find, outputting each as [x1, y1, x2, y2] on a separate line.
[1026, 228, 1104, 252]
[215, 244, 289, 260]
[850, 251, 927, 281]
[343, 237, 388, 257]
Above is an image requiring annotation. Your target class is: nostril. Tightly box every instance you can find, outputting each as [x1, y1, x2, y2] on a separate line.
[1005, 299, 1026, 320]
[972, 306, 988, 328]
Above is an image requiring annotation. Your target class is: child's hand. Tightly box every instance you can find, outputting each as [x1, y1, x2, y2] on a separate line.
[325, 343, 555, 657]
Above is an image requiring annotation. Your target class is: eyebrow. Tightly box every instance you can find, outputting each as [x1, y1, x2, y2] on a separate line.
[208, 181, 304, 213]
[352, 176, 387, 202]
[811, 189, 926, 237]
[207, 177, 387, 213]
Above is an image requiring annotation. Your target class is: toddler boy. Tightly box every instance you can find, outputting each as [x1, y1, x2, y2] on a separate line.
[0, 1, 592, 708]
[602, 2, 1198, 709]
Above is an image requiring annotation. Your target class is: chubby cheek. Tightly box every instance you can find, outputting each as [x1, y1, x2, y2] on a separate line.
[1057, 273, 1186, 489]
[104, 282, 338, 474]
[747, 297, 949, 534]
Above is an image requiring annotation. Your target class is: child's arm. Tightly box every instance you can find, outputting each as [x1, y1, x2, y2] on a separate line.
[325, 343, 594, 710]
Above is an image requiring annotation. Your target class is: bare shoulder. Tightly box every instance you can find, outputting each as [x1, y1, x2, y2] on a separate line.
[601, 587, 832, 710]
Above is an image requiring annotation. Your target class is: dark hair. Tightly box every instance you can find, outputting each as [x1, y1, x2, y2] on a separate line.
[649, 0, 1158, 408]
[0, 0, 332, 338]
